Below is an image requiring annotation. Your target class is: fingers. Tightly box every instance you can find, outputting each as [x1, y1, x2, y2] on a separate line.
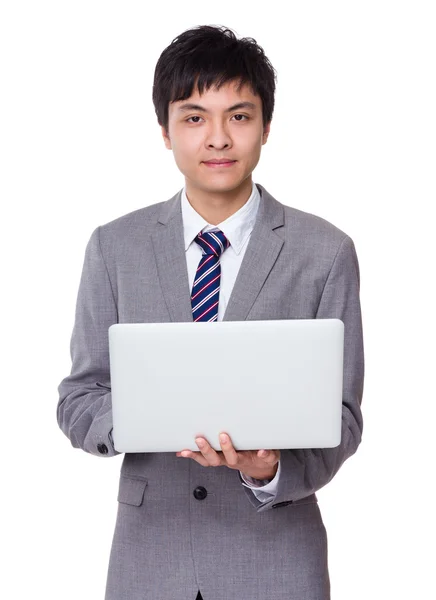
[258, 449, 281, 464]
[177, 449, 210, 467]
[176, 433, 237, 467]
[176, 435, 280, 470]
[194, 437, 223, 466]
[218, 433, 239, 467]
[176, 437, 224, 467]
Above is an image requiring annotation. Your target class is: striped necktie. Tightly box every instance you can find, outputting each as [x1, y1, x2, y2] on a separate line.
[191, 229, 230, 322]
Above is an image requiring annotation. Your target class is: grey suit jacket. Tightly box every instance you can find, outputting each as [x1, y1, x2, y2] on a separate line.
[57, 183, 364, 600]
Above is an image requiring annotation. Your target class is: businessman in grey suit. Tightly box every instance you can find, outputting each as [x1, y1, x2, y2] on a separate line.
[57, 25, 364, 600]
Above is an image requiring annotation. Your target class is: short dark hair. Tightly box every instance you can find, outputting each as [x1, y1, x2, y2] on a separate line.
[152, 25, 277, 136]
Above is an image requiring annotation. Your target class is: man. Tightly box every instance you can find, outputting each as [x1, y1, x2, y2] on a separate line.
[57, 25, 364, 600]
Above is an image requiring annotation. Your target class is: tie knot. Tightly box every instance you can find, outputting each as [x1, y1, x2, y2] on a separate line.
[194, 229, 230, 257]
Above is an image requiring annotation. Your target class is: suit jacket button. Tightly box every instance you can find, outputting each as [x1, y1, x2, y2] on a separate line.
[193, 486, 207, 500]
[97, 443, 108, 454]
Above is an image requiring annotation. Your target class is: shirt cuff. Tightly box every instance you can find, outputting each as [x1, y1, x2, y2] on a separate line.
[239, 459, 281, 493]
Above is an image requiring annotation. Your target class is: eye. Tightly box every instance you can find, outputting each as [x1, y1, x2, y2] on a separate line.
[186, 114, 249, 123]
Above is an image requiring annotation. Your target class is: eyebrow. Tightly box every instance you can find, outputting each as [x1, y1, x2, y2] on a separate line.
[177, 101, 257, 114]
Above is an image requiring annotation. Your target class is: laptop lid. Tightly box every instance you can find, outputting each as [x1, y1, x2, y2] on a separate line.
[108, 318, 344, 453]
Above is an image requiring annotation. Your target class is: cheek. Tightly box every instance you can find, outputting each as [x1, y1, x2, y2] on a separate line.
[174, 137, 200, 159]
[237, 134, 262, 155]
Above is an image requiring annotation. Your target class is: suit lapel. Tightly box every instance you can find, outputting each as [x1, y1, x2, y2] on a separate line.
[151, 183, 285, 323]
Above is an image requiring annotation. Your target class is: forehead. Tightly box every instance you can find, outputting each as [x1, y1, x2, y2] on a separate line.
[170, 80, 260, 115]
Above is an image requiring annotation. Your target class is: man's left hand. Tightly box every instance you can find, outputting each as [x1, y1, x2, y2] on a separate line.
[176, 432, 280, 481]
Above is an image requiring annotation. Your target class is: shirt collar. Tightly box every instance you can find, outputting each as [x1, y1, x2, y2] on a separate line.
[181, 180, 260, 255]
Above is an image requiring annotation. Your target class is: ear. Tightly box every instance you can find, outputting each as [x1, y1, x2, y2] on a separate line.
[161, 125, 172, 150]
[262, 121, 271, 145]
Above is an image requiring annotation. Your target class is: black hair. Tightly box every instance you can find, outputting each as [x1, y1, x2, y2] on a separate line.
[152, 25, 277, 136]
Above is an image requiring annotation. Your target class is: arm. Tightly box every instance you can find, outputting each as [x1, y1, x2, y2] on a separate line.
[241, 235, 365, 512]
[56, 226, 121, 457]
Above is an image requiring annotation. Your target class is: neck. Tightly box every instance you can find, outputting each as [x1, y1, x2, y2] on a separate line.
[185, 178, 253, 226]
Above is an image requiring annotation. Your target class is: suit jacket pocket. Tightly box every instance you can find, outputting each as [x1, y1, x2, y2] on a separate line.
[274, 494, 318, 508]
[117, 474, 148, 506]
[292, 493, 318, 506]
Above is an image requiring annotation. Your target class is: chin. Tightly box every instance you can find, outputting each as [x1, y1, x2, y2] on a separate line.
[201, 180, 243, 192]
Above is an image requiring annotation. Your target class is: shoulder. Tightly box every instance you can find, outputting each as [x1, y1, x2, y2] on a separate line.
[93, 200, 168, 253]
[100, 201, 165, 235]
[274, 199, 358, 272]
[260, 184, 351, 249]
[282, 203, 349, 247]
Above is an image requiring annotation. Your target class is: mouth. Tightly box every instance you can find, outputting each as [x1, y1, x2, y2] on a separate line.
[203, 160, 237, 168]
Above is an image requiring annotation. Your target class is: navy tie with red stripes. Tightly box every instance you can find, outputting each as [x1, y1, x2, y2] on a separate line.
[191, 229, 230, 322]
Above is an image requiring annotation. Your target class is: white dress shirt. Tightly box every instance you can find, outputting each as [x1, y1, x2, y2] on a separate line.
[181, 180, 282, 503]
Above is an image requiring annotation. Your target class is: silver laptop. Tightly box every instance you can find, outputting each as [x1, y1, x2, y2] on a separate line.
[108, 319, 344, 453]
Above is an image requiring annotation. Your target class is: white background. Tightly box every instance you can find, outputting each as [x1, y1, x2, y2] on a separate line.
[1, 1, 435, 598]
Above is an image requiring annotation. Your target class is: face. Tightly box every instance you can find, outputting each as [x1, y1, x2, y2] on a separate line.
[162, 79, 270, 199]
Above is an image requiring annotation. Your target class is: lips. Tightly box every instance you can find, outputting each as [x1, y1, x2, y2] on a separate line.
[203, 160, 236, 169]
[203, 160, 236, 164]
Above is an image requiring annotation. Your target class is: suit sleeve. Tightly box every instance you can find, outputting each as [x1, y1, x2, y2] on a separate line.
[56, 226, 121, 457]
[240, 234, 364, 512]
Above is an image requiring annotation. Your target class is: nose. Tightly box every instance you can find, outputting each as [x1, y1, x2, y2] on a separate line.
[205, 122, 232, 149]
